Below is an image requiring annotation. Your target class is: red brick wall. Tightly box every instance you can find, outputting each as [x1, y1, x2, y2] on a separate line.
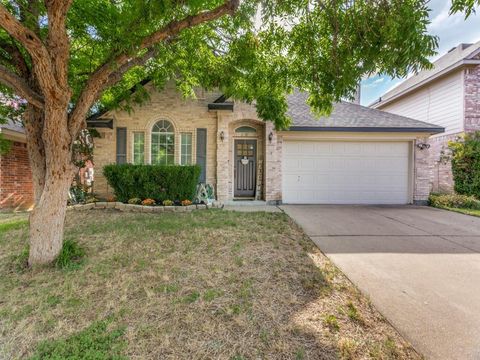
[0, 141, 34, 209]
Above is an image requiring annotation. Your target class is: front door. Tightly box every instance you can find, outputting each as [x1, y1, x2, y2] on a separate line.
[234, 139, 257, 197]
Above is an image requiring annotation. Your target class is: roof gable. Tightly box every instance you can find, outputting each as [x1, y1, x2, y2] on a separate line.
[372, 40, 480, 107]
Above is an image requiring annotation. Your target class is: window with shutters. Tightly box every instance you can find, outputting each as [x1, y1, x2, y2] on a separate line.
[151, 120, 175, 165]
[116, 127, 127, 164]
[180, 133, 192, 165]
[132, 132, 145, 164]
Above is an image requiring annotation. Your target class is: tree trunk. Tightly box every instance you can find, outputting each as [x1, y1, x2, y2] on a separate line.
[23, 106, 46, 203]
[28, 102, 74, 266]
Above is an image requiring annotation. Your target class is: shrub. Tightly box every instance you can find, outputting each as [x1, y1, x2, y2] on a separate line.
[141, 198, 156, 206]
[181, 199, 192, 206]
[449, 132, 480, 198]
[429, 193, 480, 210]
[128, 197, 141, 205]
[103, 164, 201, 203]
[163, 199, 174, 206]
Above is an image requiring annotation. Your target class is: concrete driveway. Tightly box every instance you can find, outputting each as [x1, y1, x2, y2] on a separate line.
[281, 205, 480, 360]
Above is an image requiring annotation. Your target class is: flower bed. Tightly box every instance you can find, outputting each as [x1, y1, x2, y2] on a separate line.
[67, 201, 223, 212]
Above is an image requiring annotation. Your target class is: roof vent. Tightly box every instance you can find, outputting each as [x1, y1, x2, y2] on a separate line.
[448, 43, 473, 53]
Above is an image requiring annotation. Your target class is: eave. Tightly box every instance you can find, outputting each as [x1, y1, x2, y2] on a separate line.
[371, 59, 480, 109]
[287, 126, 445, 134]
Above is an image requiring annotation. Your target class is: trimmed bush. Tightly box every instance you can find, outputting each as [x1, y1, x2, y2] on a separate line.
[103, 164, 201, 203]
[429, 193, 480, 210]
[449, 132, 480, 198]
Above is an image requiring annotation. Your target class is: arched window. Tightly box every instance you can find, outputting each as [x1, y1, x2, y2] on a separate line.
[235, 126, 257, 133]
[151, 120, 175, 165]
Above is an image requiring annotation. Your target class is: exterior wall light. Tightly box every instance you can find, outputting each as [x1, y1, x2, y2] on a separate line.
[268, 131, 274, 143]
[219, 131, 225, 142]
[416, 142, 430, 150]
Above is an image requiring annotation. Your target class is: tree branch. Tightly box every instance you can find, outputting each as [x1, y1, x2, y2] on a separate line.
[45, 0, 73, 89]
[68, 0, 240, 137]
[0, 4, 60, 100]
[0, 37, 30, 77]
[0, 64, 44, 108]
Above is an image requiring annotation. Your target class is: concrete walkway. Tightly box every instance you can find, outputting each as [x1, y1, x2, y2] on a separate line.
[281, 205, 480, 360]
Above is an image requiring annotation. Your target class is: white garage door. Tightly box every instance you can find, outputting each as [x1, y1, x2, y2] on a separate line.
[282, 141, 411, 204]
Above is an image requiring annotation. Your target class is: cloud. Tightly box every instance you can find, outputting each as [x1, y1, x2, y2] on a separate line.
[361, 0, 480, 105]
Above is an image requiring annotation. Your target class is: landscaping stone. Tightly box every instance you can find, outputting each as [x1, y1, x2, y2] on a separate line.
[95, 202, 108, 209]
[74, 202, 217, 212]
[83, 203, 95, 210]
[115, 203, 127, 211]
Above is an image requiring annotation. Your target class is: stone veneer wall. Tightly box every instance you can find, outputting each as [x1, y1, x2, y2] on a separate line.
[464, 65, 480, 133]
[420, 64, 480, 194]
[414, 138, 434, 203]
[93, 83, 281, 203]
[0, 141, 34, 209]
[93, 83, 222, 197]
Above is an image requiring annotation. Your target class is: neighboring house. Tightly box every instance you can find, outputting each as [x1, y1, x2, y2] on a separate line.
[0, 120, 34, 210]
[89, 82, 443, 205]
[371, 41, 480, 193]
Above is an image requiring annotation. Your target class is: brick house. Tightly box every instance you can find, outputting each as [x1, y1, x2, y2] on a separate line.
[89, 82, 443, 205]
[371, 41, 480, 193]
[0, 120, 34, 210]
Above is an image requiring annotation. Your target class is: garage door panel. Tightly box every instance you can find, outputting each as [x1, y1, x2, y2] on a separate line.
[282, 141, 410, 204]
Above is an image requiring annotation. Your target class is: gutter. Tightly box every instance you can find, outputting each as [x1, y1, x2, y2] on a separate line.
[287, 126, 445, 134]
[0, 128, 27, 142]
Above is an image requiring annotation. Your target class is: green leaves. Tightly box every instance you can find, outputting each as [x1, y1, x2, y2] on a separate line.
[1, 0, 440, 129]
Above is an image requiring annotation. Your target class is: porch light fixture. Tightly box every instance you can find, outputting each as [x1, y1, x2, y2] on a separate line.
[416, 142, 430, 150]
[268, 131, 274, 143]
[219, 131, 225, 142]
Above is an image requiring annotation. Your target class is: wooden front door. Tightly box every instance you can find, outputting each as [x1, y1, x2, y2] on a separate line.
[234, 139, 257, 197]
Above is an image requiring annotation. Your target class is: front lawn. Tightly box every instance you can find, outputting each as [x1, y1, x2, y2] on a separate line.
[438, 207, 480, 217]
[0, 210, 418, 359]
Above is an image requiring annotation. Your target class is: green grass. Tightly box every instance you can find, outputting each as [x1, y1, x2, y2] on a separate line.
[0, 218, 28, 232]
[28, 319, 126, 360]
[443, 207, 480, 217]
[0, 210, 419, 359]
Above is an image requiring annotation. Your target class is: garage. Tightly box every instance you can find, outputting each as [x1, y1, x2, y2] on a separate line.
[282, 140, 411, 204]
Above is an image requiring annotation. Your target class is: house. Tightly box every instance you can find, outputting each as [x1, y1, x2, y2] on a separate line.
[88, 82, 444, 205]
[370, 41, 480, 193]
[0, 120, 34, 210]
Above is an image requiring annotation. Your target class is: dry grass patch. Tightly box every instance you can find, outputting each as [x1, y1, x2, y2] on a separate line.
[0, 210, 419, 359]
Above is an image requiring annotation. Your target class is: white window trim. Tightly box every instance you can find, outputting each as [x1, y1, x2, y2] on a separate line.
[132, 131, 145, 165]
[150, 120, 175, 165]
[180, 132, 193, 165]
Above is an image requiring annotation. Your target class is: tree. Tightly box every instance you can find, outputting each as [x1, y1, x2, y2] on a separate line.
[0, 0, 437, 266]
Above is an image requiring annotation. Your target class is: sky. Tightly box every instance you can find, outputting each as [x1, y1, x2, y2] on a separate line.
[361, 0, 480, 106]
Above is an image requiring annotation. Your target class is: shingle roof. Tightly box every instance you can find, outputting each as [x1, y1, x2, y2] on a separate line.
[286, 90, 444, 133]
[373, 41, 480, 107]
[0, 119, 25, 134]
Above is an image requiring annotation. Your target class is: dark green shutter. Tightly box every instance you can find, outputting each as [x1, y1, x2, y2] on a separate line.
[196, 128, 207, 183]
[116, 127, 127, 164]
